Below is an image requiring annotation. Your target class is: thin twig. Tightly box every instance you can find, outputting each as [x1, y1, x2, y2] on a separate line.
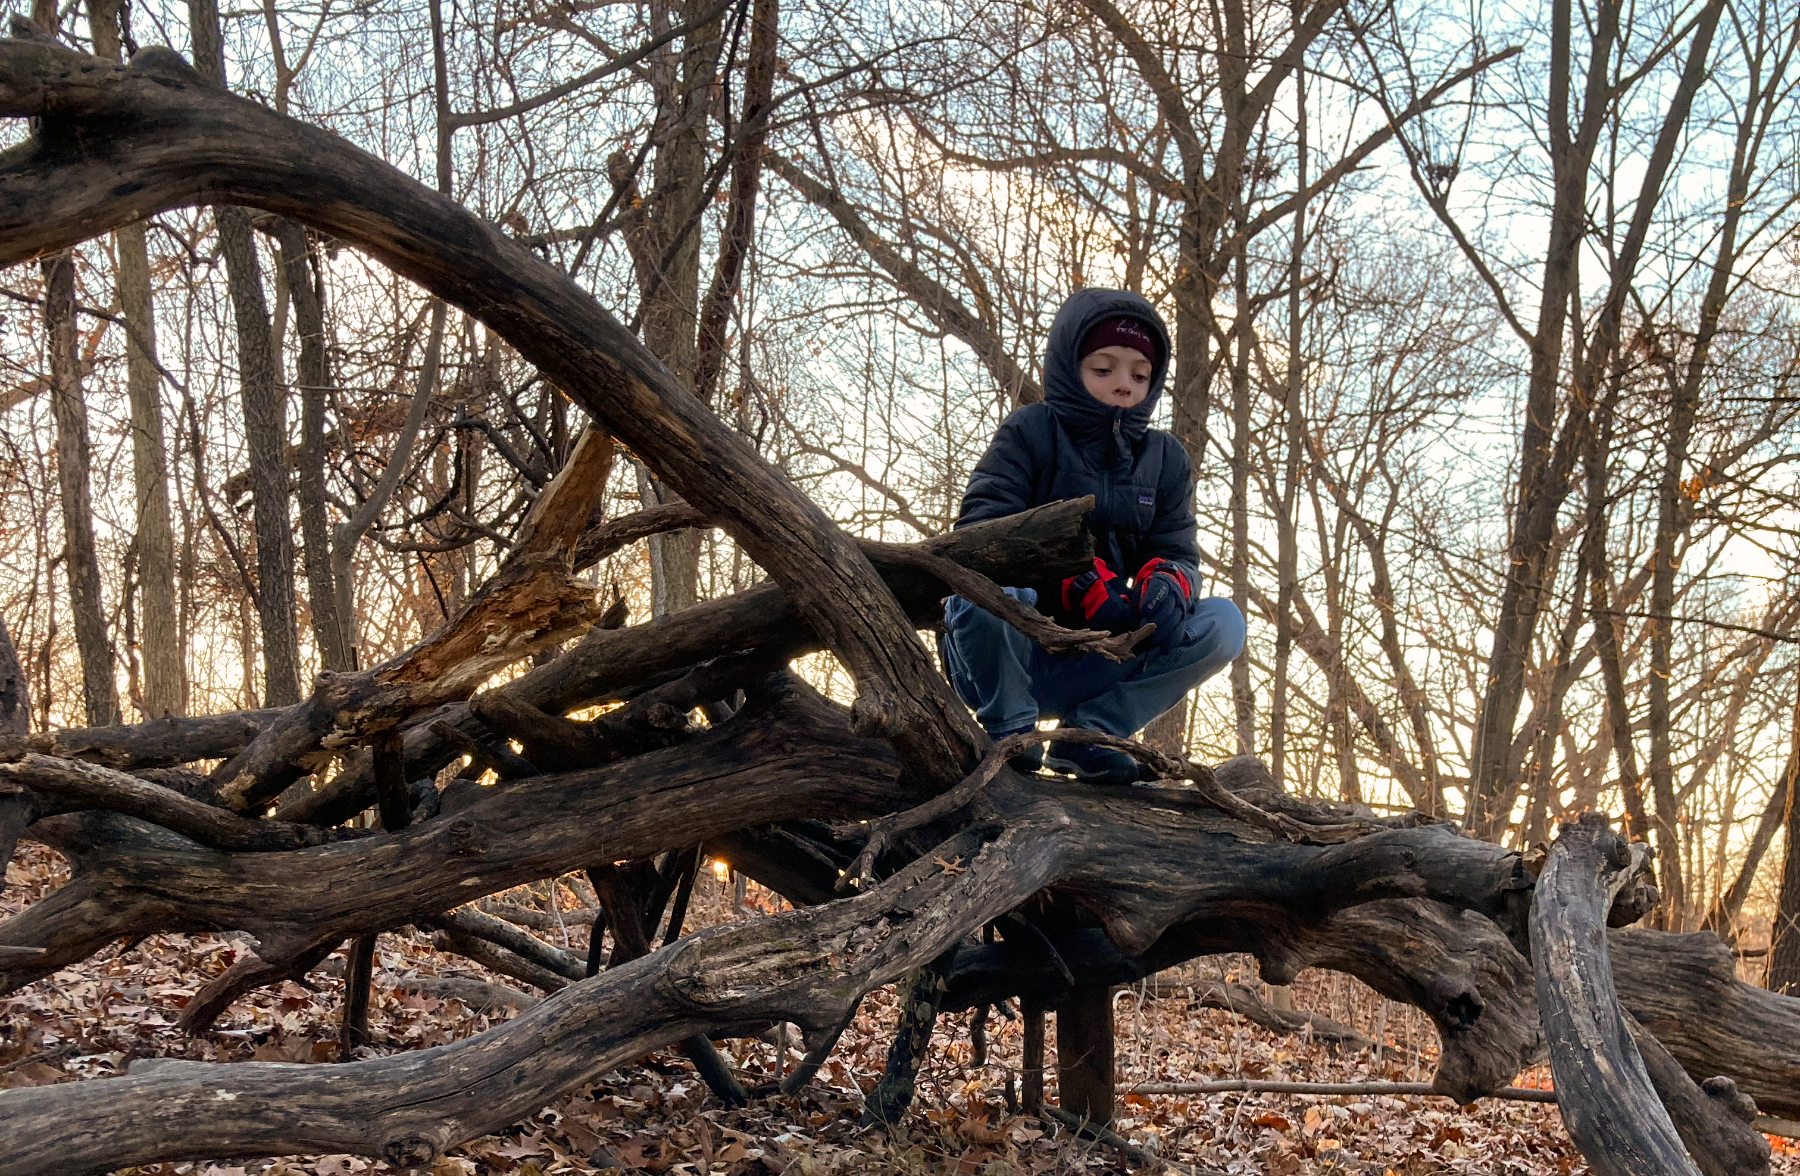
[874, 544, 1151, 661]
[1039, 1104, 1159, 1168]
[1127, 1079, 1557, 1101]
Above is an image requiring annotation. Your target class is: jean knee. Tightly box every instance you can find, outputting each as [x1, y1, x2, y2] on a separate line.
[1188, 597, 1246, 661]
[945, 589, 1036, 645]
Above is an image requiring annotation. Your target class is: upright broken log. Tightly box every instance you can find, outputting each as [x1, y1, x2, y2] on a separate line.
[1530, 812, 1698, 1176]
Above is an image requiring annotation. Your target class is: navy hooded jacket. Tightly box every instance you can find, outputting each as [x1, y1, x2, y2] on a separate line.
[955, 288, 1201, 626]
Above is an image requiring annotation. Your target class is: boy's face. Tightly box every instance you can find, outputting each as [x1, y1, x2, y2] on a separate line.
[1079, 345, 1154, 409]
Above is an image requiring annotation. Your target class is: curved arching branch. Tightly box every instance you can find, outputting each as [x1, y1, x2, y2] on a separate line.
[0, 37, 981, 788]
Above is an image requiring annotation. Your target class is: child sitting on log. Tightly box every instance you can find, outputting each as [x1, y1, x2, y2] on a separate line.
[941, 289, 1245, 784]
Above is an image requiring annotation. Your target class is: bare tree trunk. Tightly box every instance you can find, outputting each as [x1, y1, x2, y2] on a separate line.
[1463, 0, 1616, 834]
[1705, 678, 1797, 937]
[187, 0, 301, 707]
[1769, 781, 1800, 994]
[1641, 0, 1735, 930]
[621, 0, 727, 615]
[275, 222, 353, 673]
[0, 612, 29, 735]
[692, 0, 777, 408]
[1466, 0, 1720, 843]
[1270, 25, 1306, 787]
[42, 250, 120, 728]
[116, 223, 181, 717]
[89, 0, 182, 719]
[1227, 246, 1254, 757]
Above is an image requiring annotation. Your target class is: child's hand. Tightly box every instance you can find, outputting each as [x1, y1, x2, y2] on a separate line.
[1061, 558, 1137, 633]
[1130, 559, 1194, 647]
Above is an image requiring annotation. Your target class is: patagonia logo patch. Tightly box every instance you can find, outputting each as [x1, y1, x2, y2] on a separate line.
[1137, 493, 1156, 505]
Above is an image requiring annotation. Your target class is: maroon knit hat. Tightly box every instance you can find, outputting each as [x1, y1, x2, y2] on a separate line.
[1078, 317, 1161, 367]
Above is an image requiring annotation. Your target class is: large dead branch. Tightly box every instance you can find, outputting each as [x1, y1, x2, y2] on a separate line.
[0, 36, 981, 787]
[0, 707, 286, 771]
[0, 676, 907, 993]
[278, 498, 1095, 826]
[2, 768, 1549, 1174]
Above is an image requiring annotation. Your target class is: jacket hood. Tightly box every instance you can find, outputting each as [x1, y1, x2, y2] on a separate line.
[1042, 287, 1173, 451]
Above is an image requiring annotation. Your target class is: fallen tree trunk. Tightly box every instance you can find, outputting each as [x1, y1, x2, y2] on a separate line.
[0, 764, 1543, 1175]
[0, 33, 1789, 1176]
[1611, 927, 1800, 1119]
[0, 675, 910, 992]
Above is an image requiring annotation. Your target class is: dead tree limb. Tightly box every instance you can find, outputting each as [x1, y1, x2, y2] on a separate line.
[0, 708, 286, 772]
[1624, 1011, 1770, 1176]
[1531, 812, 1697, 1176]
[0, 36, 981, 787]
[0, 755, 366, 851]
[277, 498, 1094, 826]
[0, 765, 1554, 1170]
[204, 429, 614, 811]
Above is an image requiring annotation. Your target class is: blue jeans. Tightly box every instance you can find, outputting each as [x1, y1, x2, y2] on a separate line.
[939, 588, 1246, 738]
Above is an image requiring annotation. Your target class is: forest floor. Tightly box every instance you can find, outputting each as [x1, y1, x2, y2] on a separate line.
[5, 839, 1797, 1176]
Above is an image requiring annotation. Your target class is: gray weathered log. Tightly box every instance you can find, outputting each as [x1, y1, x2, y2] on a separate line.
[0, 754, 367, 851]
[206, 431, 614, 810]
[0, 708, 285, 771]
[1625, 1011, 1770, 1176]
[1611, 927, 1800, 1118]
[1531, 812, 1697, 1176]
[0, 772, 1547, 1174]
[426, 907, 585, 982]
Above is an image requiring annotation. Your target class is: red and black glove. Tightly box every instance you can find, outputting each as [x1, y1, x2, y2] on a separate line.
[1061, 558, 1136, 633]
[1130, 558, 1193, 647]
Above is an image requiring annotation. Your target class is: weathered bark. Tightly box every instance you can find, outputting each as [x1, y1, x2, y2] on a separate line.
[0, 754, 366, 851]
[0, 707, 285, 770]
[206, 430, 612, 810]
[1057, 983, 1115, 1125]
[184, 0, 300, 707]
[42, 248, 119, 728]
[0, 676, 910, 992]
[1531, 812, 1696, 1176]
[0, 612, 28, 735]
[861, 954, 954, 1126]
[1625, 1013, 1770, 1176]
[279, 498, 1094, 827]
[0, 764, 1549, 1173]
[274, 218, 355, 674]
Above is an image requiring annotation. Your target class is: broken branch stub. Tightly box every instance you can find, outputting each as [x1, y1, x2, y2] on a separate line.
[204, 427, 613, 810]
